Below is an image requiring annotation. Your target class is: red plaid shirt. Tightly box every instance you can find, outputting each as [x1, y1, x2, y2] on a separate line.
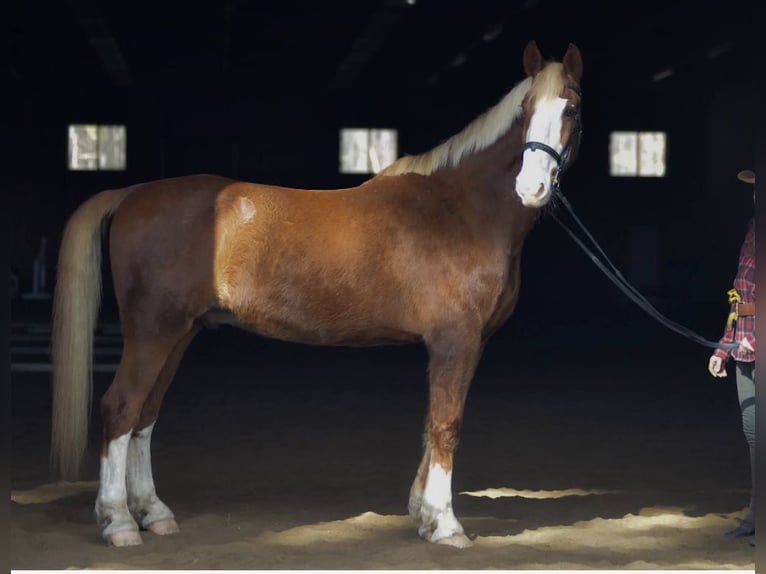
[714, 218, 755, 363]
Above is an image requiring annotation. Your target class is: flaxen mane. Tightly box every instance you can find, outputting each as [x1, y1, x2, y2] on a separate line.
[381, 62, 565, 177]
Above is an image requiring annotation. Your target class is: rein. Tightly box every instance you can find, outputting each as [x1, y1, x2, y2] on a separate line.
[549, 190, 738, 351]
[519, 82, 735, 350]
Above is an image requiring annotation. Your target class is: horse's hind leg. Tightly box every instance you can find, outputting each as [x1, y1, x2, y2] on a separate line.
[412, 325, 483, 548]
[126, 325, 199, 536]
[95, 327, 193, 547]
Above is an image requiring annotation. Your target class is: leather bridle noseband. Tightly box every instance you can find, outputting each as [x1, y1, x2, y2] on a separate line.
[520, 82, 582, 191]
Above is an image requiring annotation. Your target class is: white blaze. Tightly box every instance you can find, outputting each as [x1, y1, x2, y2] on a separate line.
[516, 97, 568, 207]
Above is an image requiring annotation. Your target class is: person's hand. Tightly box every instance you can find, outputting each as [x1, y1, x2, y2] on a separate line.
[708, 355, 727, 378]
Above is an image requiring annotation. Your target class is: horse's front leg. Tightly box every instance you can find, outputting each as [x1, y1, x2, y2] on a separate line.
[408, 440, 431, 521]
[412, 327, 482, 548]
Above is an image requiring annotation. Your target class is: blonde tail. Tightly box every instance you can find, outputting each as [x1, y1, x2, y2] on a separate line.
[51, 189, 131, 481]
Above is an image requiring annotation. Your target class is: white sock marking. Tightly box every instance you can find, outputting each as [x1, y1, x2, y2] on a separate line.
[127, 422, 174, 526]
[98, 431, 131, 506]
[127, 423, 156, 505]
[96, 431, 137, 537]
[421, 463, 463, 540]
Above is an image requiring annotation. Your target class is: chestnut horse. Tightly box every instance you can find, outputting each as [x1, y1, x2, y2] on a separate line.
[51, 40, 583, 548]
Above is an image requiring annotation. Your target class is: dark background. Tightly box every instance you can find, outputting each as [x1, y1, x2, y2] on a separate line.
[8, 0, 757, 350]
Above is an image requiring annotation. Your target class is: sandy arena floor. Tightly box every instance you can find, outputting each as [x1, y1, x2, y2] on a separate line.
[10, 320, 757, 570]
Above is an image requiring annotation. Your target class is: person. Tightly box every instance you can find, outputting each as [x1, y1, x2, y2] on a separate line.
[708, 169, 756, 539]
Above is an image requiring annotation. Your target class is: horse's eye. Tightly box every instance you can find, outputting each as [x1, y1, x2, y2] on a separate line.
[563, 106, 578, 118]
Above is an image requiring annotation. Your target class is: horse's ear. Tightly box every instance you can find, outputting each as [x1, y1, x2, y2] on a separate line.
[523, 40, 544, 77]
[562, 43, 583, 83]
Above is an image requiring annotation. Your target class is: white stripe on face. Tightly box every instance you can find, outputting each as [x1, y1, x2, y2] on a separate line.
[516, 97, 568, 207]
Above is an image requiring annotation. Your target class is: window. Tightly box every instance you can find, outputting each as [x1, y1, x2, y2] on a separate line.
[339, 128, 397, 174]
[609, 131, 666, 177]
[68, 124, 126, 171]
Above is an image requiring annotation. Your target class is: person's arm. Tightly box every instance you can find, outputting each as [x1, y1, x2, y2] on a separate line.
[713, 305, 736, 361]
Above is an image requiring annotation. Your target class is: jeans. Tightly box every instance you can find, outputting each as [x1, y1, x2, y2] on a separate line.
[735, 361, 755, 524]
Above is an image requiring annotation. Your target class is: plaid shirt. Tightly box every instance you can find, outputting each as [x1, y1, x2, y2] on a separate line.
[714, 217, 755, 363]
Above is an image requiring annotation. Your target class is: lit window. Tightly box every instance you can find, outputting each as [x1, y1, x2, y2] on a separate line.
[68, 124, 126, 171]
[609, 131, 666, 177]
[339, 128, 397, 174]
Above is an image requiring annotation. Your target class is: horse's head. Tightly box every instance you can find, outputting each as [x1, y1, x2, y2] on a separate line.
[515, 41, 583, 208]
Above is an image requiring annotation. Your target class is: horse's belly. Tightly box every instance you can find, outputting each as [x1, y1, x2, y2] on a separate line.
[201, 307, 419, 347]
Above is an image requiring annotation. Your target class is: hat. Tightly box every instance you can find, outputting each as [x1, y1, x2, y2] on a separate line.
[737, 170, 755, 184]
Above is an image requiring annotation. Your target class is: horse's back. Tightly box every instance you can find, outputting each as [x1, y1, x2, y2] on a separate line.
[107, 174, 387, 337]
[106, 172, 512, 344]
[210, 174, 513, 344]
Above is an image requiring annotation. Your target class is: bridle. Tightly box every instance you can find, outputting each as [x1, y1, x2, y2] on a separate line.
[520, 82, 582, 191]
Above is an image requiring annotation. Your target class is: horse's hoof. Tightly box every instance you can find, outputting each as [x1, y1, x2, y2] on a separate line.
[107, 530, 143, 547]
[146, 518, 180, 535]
[435, 533, 474, 548]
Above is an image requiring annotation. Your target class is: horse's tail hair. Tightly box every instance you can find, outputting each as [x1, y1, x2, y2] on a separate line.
[51, 188, 131, 481]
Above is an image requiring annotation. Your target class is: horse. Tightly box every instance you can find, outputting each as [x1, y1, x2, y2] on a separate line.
[50, 40, 583, 549]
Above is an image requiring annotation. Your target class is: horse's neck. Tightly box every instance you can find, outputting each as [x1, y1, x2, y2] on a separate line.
[446, 121, 539, 252]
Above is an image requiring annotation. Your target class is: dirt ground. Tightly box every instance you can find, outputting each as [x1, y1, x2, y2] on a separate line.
[10, 317, 757, 570]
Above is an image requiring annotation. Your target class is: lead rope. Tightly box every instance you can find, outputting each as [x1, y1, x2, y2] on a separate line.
[550, 189, 738, 350]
